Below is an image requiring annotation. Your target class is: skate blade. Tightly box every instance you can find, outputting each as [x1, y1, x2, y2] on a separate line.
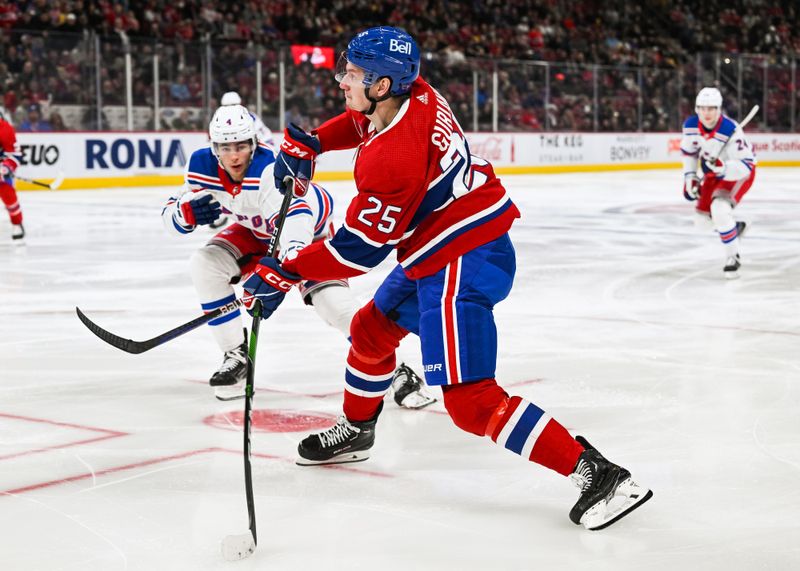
[214, 385, 246, 401]
[399, 390, 437, 410]
[581, 477, 653, 531]
[296, 450, 370, 466]
[724, 271, 740, 280]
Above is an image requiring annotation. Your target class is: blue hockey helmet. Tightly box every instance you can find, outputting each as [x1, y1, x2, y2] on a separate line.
[337, 26, 420, 96]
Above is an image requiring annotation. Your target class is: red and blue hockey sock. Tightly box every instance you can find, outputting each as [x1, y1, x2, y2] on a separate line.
[342, 348, 394, 422]
[0, 182, 22, 225]
[487, 395, 584, 475]
[443, 381, 584, 476]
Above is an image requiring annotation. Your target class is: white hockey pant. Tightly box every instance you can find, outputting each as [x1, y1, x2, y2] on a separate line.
[710, 198, 739, 257]
[189, 244, 244, 353]
[308, 284, 361, 338]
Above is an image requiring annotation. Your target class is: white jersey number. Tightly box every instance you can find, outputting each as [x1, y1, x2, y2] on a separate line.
[357, 197, 402, 234]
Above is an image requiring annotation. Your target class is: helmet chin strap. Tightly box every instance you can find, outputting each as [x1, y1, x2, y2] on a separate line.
[359, 78, 394, 116]
[360, 88, 393, 115]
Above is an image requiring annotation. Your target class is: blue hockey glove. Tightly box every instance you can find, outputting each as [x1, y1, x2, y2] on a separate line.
[178, 193, 222, 226]
[242, 257, 301, 320]
[275, 123, 320, 197]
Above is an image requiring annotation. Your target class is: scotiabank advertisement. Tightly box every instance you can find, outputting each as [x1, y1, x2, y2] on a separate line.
[464, 132, 800, 169]
[14, 131, 800, 189]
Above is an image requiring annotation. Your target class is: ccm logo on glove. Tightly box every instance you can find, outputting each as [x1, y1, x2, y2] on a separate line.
[280, 141, 312, 157]
[254, 264, 295, 292]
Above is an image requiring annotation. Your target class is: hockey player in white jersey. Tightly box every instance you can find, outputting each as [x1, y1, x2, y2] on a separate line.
[680, 87, 757, 278]
[162, 104, 434, 406]
[220, 91, 275, 147]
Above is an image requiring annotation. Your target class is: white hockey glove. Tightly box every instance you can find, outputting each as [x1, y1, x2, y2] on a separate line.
[683, 173, 700, 201]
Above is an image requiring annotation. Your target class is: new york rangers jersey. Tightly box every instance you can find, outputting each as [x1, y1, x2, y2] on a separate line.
[282, 77, 520, 281]
[680, 114, 756, 181]
[162, 143, 334, 259]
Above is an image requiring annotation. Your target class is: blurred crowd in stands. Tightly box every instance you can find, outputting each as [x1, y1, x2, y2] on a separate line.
[1, 0, 798, 132]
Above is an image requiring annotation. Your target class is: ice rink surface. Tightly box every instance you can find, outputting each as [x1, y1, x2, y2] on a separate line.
[1, 169, 799, 570]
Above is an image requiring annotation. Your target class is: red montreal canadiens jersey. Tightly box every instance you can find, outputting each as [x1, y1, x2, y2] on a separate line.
[282, 77, 520, 280]
[0, 119, 21, 173]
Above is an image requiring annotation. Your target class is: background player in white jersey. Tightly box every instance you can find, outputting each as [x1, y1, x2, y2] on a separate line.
[220, 91, 275, 147]
[161, 104, 433, 406]
[210, 92, 276, 230]
[680, 87, 757, 278]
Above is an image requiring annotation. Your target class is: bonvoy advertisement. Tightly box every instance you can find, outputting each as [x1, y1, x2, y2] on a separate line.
[15, 131, 800, 190]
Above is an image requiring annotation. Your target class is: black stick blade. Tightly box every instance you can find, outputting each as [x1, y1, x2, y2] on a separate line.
[75, 307, 155, 354]
[75, 301, 242, 355]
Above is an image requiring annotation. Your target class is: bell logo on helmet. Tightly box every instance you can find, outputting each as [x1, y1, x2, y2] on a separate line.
[389, 39, 411, 54]
[346, 26, 421, 97]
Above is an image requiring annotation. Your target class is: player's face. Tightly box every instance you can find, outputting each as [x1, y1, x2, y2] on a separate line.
[697, 106, 721, 129]
[338, 63, 370, 111]
[216, 140, 253, 180]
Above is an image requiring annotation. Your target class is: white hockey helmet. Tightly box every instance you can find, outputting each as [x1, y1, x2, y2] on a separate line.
[220, 91, 242, 106]
[209, 104, 257, 160]
[695, 87, 722, 109]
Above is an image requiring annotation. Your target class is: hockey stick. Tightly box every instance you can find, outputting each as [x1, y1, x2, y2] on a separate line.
[221, 179, 295, 561]
[16, 171, 65, 190]
[76, 300, 243, 354]
[220, 304, 261, 561]
[708, 105, 759, 164]
[76, 179, 297, 354]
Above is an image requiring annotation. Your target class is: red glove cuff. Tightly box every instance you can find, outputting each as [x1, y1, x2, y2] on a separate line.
[180, 201, 196, 225]
[254, 264, 297, 292]
[280, 133, 318, 160]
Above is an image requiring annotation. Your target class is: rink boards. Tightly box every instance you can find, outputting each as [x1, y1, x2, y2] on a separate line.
[13, 130, 800, 190]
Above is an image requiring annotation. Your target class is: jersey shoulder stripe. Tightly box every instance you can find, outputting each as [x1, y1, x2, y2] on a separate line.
[717, 116, 738, 137]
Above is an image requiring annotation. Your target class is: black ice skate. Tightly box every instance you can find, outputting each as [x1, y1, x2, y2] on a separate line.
[569, 436, 652, 531]
[724, 254, 741, 280]
[392, 362, 436, 409]
[296, 403, 382, 466]
[210, 342, 247, 401]
[11, 223, 24, 240]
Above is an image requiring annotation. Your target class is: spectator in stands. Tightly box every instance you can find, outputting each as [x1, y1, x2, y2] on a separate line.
[2, 0, 799, 134]
[169, 73, 192, 103]
[49, 111, 67, 131]
[170, 109, 200, 131]
[82, 105, 110, 130]
[18, 103, 52, 132]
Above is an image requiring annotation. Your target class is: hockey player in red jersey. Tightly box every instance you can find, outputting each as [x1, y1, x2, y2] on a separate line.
[242, 26, 652, 530]
[0, 109, 24, 240]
